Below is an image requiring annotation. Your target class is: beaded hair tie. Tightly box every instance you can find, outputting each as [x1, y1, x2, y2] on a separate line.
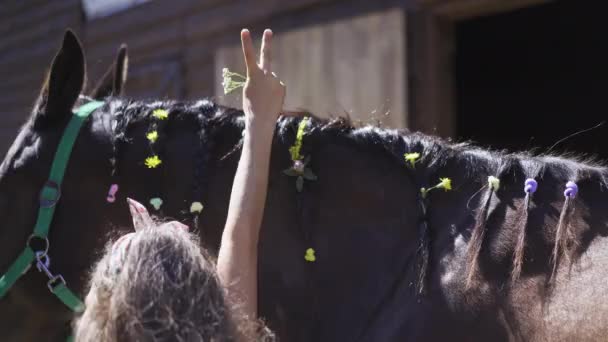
[524, 178, 538, 194]
[564, 181, 578, 198]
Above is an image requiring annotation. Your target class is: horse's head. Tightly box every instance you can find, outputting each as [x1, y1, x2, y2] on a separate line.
[0, 30, 130, 340]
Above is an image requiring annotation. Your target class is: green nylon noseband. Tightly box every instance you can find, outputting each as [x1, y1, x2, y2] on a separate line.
[0, 100, 104, 313]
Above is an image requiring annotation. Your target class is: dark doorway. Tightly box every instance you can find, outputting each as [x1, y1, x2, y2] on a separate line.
[455, 0, 608, 160]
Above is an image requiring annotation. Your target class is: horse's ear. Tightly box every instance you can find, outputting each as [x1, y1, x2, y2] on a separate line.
[89, 44, 128, 99]
[34, 30, 86, 125]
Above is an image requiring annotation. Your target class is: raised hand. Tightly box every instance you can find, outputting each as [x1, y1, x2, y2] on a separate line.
[218, 28, 285, 325]
[240, 29, 286, 128]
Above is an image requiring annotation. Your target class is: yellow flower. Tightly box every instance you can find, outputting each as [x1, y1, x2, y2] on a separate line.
[144, 155, 162, 168]
[221, 68, 246, 94]
[146, 130, 159, 143]
[438, 177, 452, 191]
[296, 117, 308, 141]
[404, 152, 420, 168]
[289, 117, 309, 161]
[289, 144, 301, 161]
[190, 201, 204, 214]
[488, 176, 500, 191]
[304, 248, 316, 262]
[420, 177, 453, 198]
[152, 109, 169, 120]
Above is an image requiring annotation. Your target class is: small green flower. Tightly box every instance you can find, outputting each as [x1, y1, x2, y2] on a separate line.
[404, 152, 421, 168]
[289, 117, 309, 161]
[190, 201, 204, 214]
[304, 248, 316, 262]
[284, 118, 316, 192]
[221, 68, 246, 94]
[289, 145, 301, 162]
[149, 197, 163, 210]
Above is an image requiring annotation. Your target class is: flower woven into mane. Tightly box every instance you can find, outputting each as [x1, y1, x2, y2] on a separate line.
[221, 68, 247, 94]
[488, 176, 500, 191]
[190, 201, 204, 214]
[438, 177, 452, 191]
[420, 177, 453, 198]
[152, 109, 169, 120]
[146, 130, 158, 143]
[304, 248, 316, 262]
[284, 117, 316, 192]
[144, 155, 162, 168]
[404, 152, 420, 168]
[289, 117, 309, 161]
[149, 197, 163, 210]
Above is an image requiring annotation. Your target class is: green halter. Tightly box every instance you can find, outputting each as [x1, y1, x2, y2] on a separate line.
[0, 100, 104, 313]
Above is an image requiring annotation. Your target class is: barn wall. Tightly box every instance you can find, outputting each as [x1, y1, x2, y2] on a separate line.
[215, 7, 407, 128]
[0, 0, 412, 157]
[0, 0, 82, 153]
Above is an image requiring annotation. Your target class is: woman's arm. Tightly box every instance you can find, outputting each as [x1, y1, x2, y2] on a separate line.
[217, 29, 285, 319]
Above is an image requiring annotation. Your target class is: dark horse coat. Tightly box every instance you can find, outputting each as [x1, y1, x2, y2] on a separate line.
[1, 31, 607, 342]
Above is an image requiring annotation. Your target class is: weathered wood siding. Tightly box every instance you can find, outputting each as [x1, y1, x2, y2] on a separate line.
[215, 8, 407, 128]
[0, 0, 82, 153]
[0, 0, 409, 155]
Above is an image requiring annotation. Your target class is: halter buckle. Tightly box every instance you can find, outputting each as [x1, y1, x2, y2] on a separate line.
[35, 251, 53, 280]
[40, 180, 61, 208]
[47, 275, 66, 292]
[33, 251, 66, 293]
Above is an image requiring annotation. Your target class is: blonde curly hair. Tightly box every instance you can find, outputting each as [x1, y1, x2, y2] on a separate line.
[73, 226, 274, 341]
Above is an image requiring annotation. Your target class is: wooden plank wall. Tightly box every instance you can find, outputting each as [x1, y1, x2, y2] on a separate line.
[0, 0, 82, 153]
[416, 0, 549, 21]
[0, 0, 407, 156]
[215, 8, 407, 128]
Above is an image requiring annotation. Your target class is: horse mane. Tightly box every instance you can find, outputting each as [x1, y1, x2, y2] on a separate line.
[101, 97, 608, 289]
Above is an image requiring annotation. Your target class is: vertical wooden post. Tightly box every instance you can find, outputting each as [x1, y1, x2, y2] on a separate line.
[407, 8, 456, 138]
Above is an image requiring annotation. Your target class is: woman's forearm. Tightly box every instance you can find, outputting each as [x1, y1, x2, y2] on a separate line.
[223, 120, 274, 242]
[217, 119, 275, 318]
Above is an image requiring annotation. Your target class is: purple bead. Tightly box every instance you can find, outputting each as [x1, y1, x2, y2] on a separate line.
[564, 181, 578, 198]
[524, 178, 538, 194]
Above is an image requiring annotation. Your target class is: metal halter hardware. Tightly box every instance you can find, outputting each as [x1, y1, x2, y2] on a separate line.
[0, 101, 104, 318]
[26, 235, 49, 256]
[35, 252, 67, 293]
[39, 180, 61, 208]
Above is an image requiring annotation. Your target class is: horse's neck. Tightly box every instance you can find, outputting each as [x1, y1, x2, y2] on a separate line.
[438, 156, 608, 339]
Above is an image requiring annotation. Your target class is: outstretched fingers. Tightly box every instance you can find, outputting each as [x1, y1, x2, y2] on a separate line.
[241, 29, 257, 76]
[259, 29, 272, 72]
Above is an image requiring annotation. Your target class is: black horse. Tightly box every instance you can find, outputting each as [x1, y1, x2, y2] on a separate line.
[1, 31, 607, 341]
